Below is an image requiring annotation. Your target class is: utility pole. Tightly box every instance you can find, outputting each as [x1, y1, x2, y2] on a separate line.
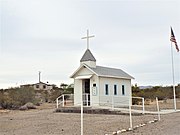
[39, 71, 41, 83]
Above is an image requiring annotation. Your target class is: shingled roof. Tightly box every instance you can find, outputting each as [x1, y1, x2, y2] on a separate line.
[80, 49, 96, 62]
[89, 65, 134, 79]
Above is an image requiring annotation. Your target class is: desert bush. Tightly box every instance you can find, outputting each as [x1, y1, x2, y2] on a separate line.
[132, 85, 180, 100]
[10, 87, 36, 105]
[0, 87, 37, 109]
[0, 91, 14, 109]
[49, 89, 63, 102]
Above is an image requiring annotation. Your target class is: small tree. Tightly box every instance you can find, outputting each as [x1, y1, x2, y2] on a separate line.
[60, 83, 68, 89]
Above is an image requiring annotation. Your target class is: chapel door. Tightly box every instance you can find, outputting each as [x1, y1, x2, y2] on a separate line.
[83, 79, 90, 106]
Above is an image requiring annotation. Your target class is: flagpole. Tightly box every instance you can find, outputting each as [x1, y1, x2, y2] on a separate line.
[171, 41, 177, 111]
[178, 53, 180, 86]
[81, 89, 83, 135]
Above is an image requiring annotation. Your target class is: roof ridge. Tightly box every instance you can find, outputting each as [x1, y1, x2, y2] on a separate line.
[96, 65, 123, 70]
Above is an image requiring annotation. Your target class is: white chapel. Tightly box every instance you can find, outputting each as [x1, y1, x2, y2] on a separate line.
[70, 31, 134, 107]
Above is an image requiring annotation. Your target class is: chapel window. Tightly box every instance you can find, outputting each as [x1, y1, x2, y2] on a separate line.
[105, 84, 109, 95]
[122, 85, 125, 95]
[114, 85, 117, 95]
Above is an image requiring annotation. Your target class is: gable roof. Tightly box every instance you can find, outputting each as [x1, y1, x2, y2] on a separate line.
[80, 49, 96, 62]
[70, 64, 134, 79]
[89, 65, 134, 79]
[33, 82, 49, 86]
[21, 81, 53, 87]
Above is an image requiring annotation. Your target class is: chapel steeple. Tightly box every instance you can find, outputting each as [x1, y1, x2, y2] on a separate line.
[80, 49, 96, 62]
[80, 49, 96, 68]
[80, 30, 96, 68]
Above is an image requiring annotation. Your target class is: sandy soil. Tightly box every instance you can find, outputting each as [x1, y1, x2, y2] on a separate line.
[0, 103, 179, 135]
[124, 112, 180, 135]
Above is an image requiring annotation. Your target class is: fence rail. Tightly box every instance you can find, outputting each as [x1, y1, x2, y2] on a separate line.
[56, 94, 145, 113]
[56, 94, 74, 108]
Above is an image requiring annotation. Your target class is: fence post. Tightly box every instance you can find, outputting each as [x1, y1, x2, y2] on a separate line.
[56, 98, 58, 109]
[129, 96, 132, 129]
[111, 95, 114, 110]
[86, 94, 88, 107]
[62, 95, 65, 107]
[156, 97, 160, 121]
[81, 90, 83, 135]
[142, 97, 145, 114]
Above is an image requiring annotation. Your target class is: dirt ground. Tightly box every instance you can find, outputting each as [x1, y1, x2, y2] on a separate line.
[124, 112, 180, 135]
[0, 103, 180, 135]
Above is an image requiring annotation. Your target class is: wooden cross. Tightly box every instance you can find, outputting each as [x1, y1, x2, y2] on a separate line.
[81, 30, 95, 49]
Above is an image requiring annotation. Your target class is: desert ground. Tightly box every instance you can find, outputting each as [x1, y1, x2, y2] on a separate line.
[0, 103, 180, 135]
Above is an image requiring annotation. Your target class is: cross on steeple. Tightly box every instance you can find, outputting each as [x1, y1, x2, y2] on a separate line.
[81, 30, 95, 49]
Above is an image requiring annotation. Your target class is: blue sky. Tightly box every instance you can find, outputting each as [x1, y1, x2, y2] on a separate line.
[0, 0, 180, 88]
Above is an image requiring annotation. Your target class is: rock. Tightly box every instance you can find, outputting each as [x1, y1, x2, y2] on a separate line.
[121, 129, 126, 132]
[19, 105, 28, 110]
[35, 102, 40, 106]
[154, 119, 158, 122]
[25, 102, 36, 109]
[117, 130, 121, 134]
[19, 102, 36, 110]
[128, 128, 133, 131]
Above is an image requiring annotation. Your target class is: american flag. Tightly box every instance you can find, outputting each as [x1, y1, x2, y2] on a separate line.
[170, 27, 179, 52]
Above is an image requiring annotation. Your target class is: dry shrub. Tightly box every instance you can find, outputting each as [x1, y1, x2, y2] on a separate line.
[0, 87, 37, 109]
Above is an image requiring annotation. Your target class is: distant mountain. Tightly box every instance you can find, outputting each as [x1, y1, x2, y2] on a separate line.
[139, 86, 153, 89]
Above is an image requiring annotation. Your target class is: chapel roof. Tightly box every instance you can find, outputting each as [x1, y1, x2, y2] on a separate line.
[89, 65, 134, 79]
[80, 49, 96, 62]
[70, 63, 134, 80]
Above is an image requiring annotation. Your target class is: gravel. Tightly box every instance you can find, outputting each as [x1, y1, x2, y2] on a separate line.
[0, 103, 179, 135]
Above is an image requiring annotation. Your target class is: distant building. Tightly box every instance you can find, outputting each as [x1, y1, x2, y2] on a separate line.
[33, 82, 53, 90]
[20, 72, 53, 90]
[21, 82, 53, 90]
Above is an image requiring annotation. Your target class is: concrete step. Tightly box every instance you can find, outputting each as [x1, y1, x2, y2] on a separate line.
[55, 107, 142, 116]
